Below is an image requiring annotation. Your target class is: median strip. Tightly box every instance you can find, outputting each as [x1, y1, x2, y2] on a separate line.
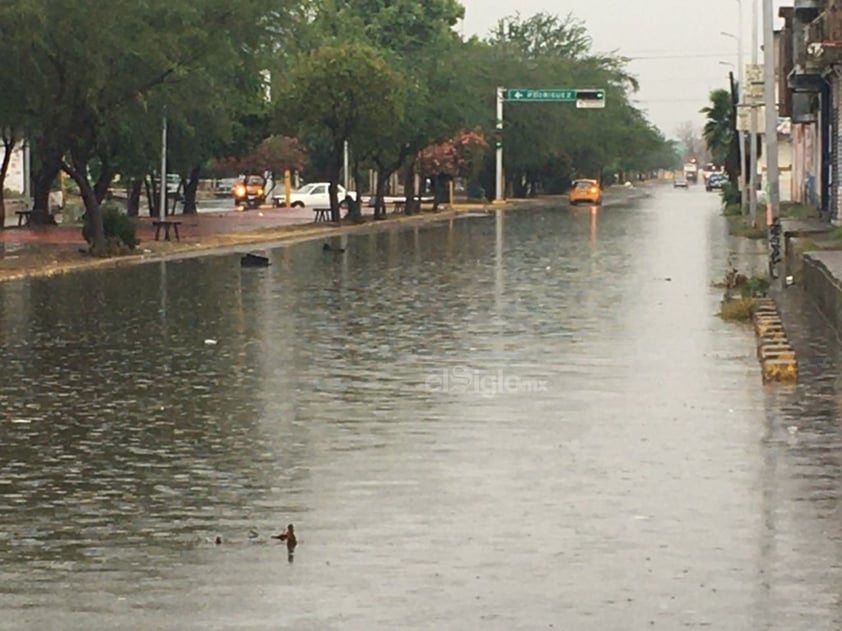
[751, 298, 797, 384]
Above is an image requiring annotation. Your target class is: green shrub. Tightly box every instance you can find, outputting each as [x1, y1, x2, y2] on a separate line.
[82, 202, 138, 251]
[741, 275, 769, 298]
[722, 203, 742, 217]
[719, 182, 741, 206]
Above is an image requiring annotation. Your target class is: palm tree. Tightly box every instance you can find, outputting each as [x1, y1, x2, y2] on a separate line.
[700, 89, 733, 167]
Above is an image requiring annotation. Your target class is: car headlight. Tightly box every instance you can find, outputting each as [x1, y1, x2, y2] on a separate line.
[234, 185, 245, 196]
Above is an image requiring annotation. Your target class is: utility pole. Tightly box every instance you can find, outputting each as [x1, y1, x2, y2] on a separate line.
[159, 109, 167, 221]
[762, 0, 780, 278]
[343, 141, 350, 191]
[749, 0, 759, 225]
[736, 0, 748, 212]
[22, 140, 31, 203]
[495, 87, 504, 202]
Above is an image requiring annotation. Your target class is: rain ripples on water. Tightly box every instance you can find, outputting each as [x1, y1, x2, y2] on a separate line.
[2, 188, 842, 629]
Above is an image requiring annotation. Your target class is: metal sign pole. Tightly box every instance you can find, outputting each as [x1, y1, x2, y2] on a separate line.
[495, 87, 504, 202]
[159, 109, 167, 221]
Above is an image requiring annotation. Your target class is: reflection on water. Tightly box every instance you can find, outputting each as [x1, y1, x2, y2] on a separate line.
[2, 187, 842, 629]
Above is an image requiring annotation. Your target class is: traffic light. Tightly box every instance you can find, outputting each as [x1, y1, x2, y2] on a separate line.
[576, 89, 606, 109]
[493, 127, 503, 149]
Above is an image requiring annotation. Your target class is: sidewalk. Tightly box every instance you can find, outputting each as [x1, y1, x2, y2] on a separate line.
[0, 202, 495, 283]
[0, 186, 649, 283]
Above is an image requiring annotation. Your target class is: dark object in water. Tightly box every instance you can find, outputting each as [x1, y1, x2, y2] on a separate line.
[323, 243, 345, 253]
[215, 536, 222, 545]
[241, 253, 270, 267]
[271, 523, 297, 562]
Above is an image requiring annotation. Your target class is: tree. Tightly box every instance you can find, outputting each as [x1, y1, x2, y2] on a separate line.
[417, 129, 488, 209]
[278, 41, 404, 222]
[675, 121, 707, 163]
[701, 88, 735, 178]
[3, 0, 296, 252]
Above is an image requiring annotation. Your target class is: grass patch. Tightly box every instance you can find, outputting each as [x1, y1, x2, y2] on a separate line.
[793, 238, 819, 256]
[727, 216, 766, 239]
[716, 264, 767, 321]
[779, 201, 819, 220]
[719, 296, 756, 321]
[722, 202, 742, 217]
[827, 226, 842, 244]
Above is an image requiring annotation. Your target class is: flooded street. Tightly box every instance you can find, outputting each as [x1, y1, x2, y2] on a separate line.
[3, 184, 842, 629]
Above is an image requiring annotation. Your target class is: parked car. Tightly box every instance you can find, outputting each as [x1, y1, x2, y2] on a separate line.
[673, 176, 688, 188]
[568, 179, 602, 205]
[706, 173, 728, 192]
[273, 182, 359, 208]
[214, 178, 237, 197]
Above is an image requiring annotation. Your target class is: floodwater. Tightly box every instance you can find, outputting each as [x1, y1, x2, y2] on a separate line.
[2, 185, 842, 630]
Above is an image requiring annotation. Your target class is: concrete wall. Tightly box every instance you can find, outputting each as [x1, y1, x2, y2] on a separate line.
[802, 252, 842, 333]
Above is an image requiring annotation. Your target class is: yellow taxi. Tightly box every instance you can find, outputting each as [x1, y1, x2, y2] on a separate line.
[568, 179, 602, 205]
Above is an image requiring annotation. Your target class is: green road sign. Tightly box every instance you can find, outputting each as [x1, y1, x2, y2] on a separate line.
[505, 89, 576, 102]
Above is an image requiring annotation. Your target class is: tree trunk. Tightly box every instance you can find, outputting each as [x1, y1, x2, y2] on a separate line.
[127, 179, 142, 217]
[431, 174, 443, 212]
[403, 160, 418, 215]
[67, 158, 105, 255]
[374, 170, 389, 219]
[93, 158, 114, 204]
[0, 136, 14, 225]
[182, 166, 201, 214]
[31, 159, 60, 225]
[145, 176, 159, 217]
[346, 160, 365, 223]
[328, 148, 342, 223]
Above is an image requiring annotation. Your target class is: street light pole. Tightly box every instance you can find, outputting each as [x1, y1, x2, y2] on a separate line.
[159, 109, 167, 222]
[762, 0, 780, 278]
[495, 87, 504, 202]
[723, 1, 748, 212]
[749, 0, 759, 224]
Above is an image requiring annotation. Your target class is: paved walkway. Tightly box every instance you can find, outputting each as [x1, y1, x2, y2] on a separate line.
[0, 205, 363, 247]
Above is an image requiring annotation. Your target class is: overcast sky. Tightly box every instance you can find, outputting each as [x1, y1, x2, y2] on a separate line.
[460, 0, 787, 138]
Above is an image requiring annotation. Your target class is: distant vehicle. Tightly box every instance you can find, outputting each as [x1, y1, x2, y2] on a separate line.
[701, 162, 719, 183]
[683, 162, 698, 184]
[674, 175, 689, 188]
[232, 174, 267, 209]
[214, 178, 237, 197]
[273, 182, 358, 208]
[568, 179, 602, 205]
[706, 173, 728, 192]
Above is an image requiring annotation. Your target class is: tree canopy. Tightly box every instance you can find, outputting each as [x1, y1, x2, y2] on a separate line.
[0, 0, 678, 251]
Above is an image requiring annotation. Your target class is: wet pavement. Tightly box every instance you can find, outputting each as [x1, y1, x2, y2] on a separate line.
[2, 184, 842, 629]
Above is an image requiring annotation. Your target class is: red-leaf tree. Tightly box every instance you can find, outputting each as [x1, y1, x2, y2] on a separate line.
[417, 128, 488, 178]
[417, 129, 488, 209]
[209, 135, 307, 176]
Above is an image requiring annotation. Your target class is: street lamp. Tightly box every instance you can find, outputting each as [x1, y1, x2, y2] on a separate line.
[722, 5, 748, 212]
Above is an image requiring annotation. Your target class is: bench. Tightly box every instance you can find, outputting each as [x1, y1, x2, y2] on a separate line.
[152, 220, 182, 241]
[313, 208, 331, 223]
[15, 210, 32, 227]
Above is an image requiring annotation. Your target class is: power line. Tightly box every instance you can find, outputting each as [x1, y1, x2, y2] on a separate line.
[627, 52, 737, 60]
[634, 98, 708, 103]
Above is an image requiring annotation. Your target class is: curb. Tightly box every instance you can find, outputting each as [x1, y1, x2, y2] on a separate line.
[752, 297, 798, 384]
